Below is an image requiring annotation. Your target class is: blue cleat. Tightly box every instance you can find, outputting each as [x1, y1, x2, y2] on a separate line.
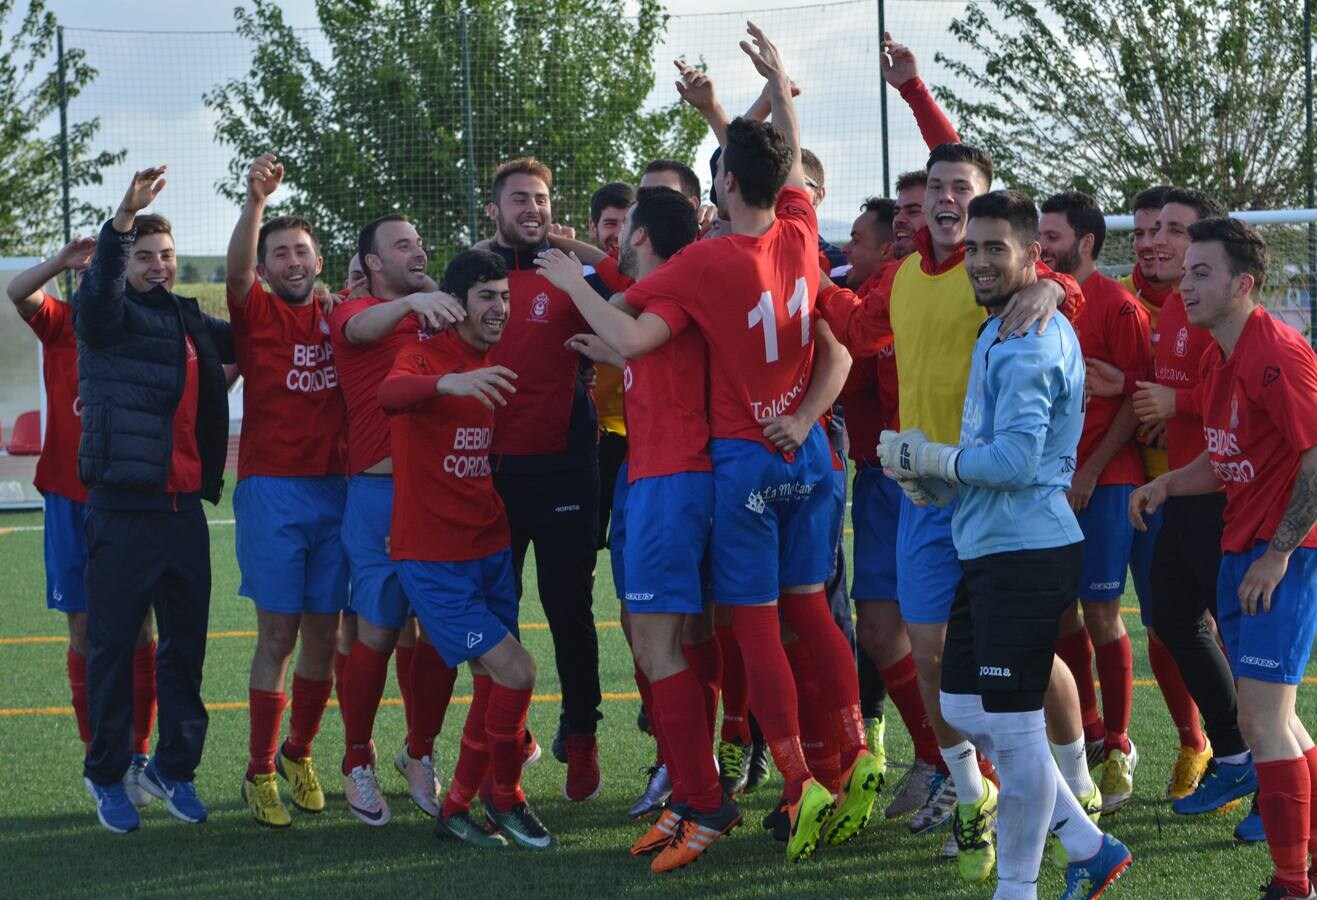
[141, 758, 208, 823]
[85, 776, 141, 834]
[1173, 757, 1257, 815]
[1235, 793, 1265, 843]
[1061, 833, 1132, 899]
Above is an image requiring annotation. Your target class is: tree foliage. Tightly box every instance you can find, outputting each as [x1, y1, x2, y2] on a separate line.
[934, 0, 1313, 211]
[0, 0, 123, 255]
[205, 0, 707, 281]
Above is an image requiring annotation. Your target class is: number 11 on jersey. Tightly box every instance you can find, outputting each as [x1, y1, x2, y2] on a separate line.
[747, 276, 810, 364]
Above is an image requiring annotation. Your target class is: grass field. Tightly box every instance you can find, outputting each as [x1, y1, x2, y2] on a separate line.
[0, 492, 1308, 898]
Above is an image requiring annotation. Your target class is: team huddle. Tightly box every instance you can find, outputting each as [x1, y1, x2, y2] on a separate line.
[10, 22, 1317, 900]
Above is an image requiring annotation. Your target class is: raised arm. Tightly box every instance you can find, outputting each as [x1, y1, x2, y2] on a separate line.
[740, 22, 805, 191]
[534, 249, 670, 358]
[342, 291, 464, 343]
[226, 152, 283, 306]
[7, 237, 96, 320]
[881, 33, 960, 148]
[675, 60, 730, 148]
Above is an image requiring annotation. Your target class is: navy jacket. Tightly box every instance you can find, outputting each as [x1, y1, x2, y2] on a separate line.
[73, 220, 235, 509]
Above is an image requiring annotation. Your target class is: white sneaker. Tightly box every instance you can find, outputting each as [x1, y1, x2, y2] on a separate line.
[886, 759, 940, 818]
[123, 754, 153, 808]
[909, 772, 957, 834]
[394, 747, 441, 817]
[344, 764, 391, 826]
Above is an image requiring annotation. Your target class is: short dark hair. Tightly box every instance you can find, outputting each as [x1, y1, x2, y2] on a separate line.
[133, 214, 172, 238]
[1187, 217, 1269, 291]
[491, 157, 553, 203]
[1040, 190, 1106, 258]
[589, 182, 635, 224]
[722, 117, 794, 210]
[643, 159, 701, 203]
[1162, 188, 1227, 222]
[357, 214, 408, 267]
[440, 249, 508, 304]
[801, 148, 824, 187]
[860, 196, 898, 233]
[1131, 184, 1173, 214]
[631, 187, 698, 260]
[895, 169, 928, 194]
[926, 143, 993, 187]
[258, 215, 319, 262]
[967, 189, 1038, 246]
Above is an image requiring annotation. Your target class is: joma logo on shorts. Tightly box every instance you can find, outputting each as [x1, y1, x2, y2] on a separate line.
[980, 665, 1012, 678]
[1240, 655, 1280, 669]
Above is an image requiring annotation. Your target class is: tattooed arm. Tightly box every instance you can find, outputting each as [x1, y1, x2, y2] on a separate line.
[1237, 447, 1317, 615]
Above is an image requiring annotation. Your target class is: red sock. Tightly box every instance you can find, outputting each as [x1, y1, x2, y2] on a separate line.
[716, 623, 751, 745]
[1056, 628, 1102, 743]
[1304, 746, 1317, 858]
[486, 683, 532, 812]
[394, 642, 416, 736]
[407, 641, 457, 761]
[66, 648, 91, 748]
[682, 637, 723, 739]
[732, 604, 809, 803]
[132, 642, 157, 757]
[978, 754, 999, 789]
[441, 674, 493, 819]
[247, 689, 286, 779]
[1094, 634, 1133, 755]
[633, 664, 662, 766]
[648, 693, 685, 804]
[780, 591, 864, 769]
[333, 649, 349, 709]
[879, 654, 941, 765]
[652, 670, 723, 812]
[283, 674, 333, 761]
[783, 640, 842, 792]
[1147, 634, 1205, 751]
[1256, 757, 1312, 890]
[341, 641, 391, 774]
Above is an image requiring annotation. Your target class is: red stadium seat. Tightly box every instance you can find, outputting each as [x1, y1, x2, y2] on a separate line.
[7, 410, 41, 455]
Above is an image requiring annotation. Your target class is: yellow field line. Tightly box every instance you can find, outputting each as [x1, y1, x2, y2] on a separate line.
[0, 620, 624, 646]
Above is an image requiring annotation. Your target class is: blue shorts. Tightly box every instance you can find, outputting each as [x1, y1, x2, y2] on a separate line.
[1075, 484, 1134, 602]
[708, 428, 835, 605]
[622, 472, 714, 615]
[342, 475, 409, 629]
[851, 464, 900, 602]
[1216, 543, 1317, 685]
[43, 492, 88, 613]
[235, 475, 349, 615]
[1129, 505, 1162, 627]
[398, 550, 519, 668]
[609, 463, 630, 600]
[895, 495, 960, 624]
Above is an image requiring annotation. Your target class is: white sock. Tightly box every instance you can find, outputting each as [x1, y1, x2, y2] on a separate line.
[1049, 736, 1096, 798]
[940, 690, 995, 758]
[1218, 750, 1252, 766]
[985, 709, 1053, 899]
[940, 740, 986, 806]
[1049, 761, 1103, 861]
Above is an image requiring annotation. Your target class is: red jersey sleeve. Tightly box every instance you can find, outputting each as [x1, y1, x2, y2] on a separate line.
[380, 347, 438, 412]
[816, 266, 897, 358]
[776, 186, 818, 234]
[1260, 338, 1317, 455]
[898, 76, 960, 148]
[328, 295, 373, 345]
[25, 292, 71, 344]
[225, 279, 271, 332]
[643, 298, 692, 338]
[622, 256, 698, 337]
[1106, 291, 1153, 385]
[1036, 263, 1085, 323]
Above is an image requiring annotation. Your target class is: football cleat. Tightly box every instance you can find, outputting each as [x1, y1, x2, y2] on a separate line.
[394, 747, 441, 817]
[435, 807, 508, 848]
[343, 764, 390, 826]
[1258, 878, 1317, 900]
[522, 729, 542, 770]
[243, 772, 291, 828]
[909, 772, 957, 834]
[486, 801, 556, 850]
[886, 759, 940, 819]
[865, 715, 888, 785]
[628, 764, 672, 819]
[651, 796, 741, 872]
[1085, 738, 1107, 772]
[1051, 784, 1103, 867]
[631, 807, 683, 856]
[1167, 740, 1212, 800]
[276, 749, 326, 813]
[785, 780, 834, 863]
[717, 739, 750, 796]
[1061, 833, 1132, 899]
[1098, 742, 1138, 813]
[824, 750, 883, 845]
[1173, 756, 1257, 815]
[952, 777, 998, 883]
[744, 738, 772, 793]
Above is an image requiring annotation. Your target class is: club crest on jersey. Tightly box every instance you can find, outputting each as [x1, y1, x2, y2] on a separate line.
[1230, 393, 1239, 429]
[466, 632, 483, 649]
[530, 292, 551, 320]
[1174, 326, 1189, 357]
[320, 319, 331, 335]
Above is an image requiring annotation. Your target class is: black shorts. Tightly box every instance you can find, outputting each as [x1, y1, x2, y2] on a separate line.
[941, 543, 1083, 713]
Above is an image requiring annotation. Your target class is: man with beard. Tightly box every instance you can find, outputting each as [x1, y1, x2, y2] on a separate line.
[1037, 190, 1151, 812]
[879, 190, 1133, 898]
[484, 157, 613, 800]
[225, 153, 349, 827]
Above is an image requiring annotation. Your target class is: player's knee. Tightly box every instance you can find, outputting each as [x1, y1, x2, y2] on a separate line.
[257, 622, 299, 660]
[1235, 703, 1275, 748]
[504, 647, 536, 691]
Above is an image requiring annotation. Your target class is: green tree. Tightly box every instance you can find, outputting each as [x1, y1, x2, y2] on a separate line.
[205, 0, 706, 283]
[934, 0, 1313, 210]
[0, 0, 123, 254]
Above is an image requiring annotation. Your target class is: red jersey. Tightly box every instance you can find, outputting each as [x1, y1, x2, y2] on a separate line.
[228, 281, 346, 479]
[382, 329, 510, 562]
[625, 187, 821, 452]
[164, 335, 201, 494]
[1153, 292, 1215, 469]
[1198, 307, 1317, 552]
[25, 293, 86, 502]
[328, 296, 425, 475]
[834, 269, 899, 465]
[1074, 271, 1152, 486]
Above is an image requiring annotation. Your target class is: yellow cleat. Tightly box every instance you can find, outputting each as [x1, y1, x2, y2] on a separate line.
[824, 751, 883, 846]
[953, 777, 998, 883]
[786, 779, 834, 862]
[244, 773, 292, 828]
[1167, 740, 1212, 800]
[276, 750, 326, 813]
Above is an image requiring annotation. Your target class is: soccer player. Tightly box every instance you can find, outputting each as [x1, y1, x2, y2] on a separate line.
[1129, 217, 1317, 900]
[483, 157, 612, 800]
[329, 213, 466, 825]
[75, 167, 235, 833]
[640, 159, 703, 203]
[537, 24, 876, 861]
[1037, 190, 1152, 811]
[224, 153, 349, 827]
[6, 241, 160, 808]
[379, 249, 555, 852]
[879, 190, 1133, 897]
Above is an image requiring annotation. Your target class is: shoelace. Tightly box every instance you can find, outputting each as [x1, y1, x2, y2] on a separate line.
[254, 776, 281, 805]
[350, 767, 382, 807]
[718, 744, 744, 779]
[299, 757, 322, 793]
[953, 806, 990, 849]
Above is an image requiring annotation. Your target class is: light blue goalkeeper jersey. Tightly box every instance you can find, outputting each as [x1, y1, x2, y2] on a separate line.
[950, 312, 1086, 561]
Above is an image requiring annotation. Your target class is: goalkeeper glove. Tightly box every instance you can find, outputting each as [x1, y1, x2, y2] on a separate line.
[876, 428, 962, 483]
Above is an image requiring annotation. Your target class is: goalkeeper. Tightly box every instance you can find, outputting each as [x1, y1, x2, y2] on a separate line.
[878, 190, 1132, 899]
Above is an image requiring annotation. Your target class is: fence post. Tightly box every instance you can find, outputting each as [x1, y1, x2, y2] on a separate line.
[460, 11, 480, 245]
[57, 25, 73, 298]
[877, 0, 890, 197]
[1305, 0, 1316, 346]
